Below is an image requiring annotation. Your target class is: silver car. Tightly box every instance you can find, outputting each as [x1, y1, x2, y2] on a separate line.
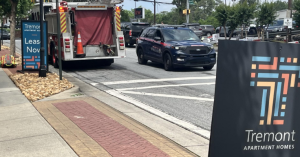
[182, 23, 204, 38]
[266, 20, 284, 32]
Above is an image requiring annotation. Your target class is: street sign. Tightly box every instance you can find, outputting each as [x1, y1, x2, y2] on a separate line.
[21, 20, 48, 71]
[284, 18, 293, 28]
[189, 0, 194, 5]
[209, 41, 300, 157]
[134, 8, 145, 19]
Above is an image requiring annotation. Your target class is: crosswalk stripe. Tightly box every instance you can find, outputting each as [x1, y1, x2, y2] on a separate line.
[102, 76, 216, 85]
[117, 82, 215, 91]
[121, 91, 214, 101]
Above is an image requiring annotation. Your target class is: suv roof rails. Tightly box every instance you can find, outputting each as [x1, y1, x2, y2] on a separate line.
[152, 25, 185, 28]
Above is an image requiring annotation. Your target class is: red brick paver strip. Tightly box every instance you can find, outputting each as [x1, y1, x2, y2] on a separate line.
[53, 100, 170, 157]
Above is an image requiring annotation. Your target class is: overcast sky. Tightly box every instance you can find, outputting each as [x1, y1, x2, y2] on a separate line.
[118, 0, 290, 13]
[119, 0, 176, 13]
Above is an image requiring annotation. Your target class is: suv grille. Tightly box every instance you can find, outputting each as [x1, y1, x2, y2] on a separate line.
[189, 47, 209, 54]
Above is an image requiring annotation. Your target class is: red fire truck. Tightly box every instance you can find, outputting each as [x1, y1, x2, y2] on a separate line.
[31, 0, 125, 67]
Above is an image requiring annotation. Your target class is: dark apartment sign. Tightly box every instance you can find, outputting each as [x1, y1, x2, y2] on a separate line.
[209, 40, 300, 157]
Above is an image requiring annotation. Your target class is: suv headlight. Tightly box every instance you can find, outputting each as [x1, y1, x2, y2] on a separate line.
[173, 46, 187, 51]
[208, 45, 214, 51]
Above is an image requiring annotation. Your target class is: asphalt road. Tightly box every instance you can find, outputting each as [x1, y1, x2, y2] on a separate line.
[7, 39, 217, 131]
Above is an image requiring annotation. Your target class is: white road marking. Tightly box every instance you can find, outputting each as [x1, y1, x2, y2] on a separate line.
[106, 89, 211, 139]
[101, 76, 216, 85]
[117, 82, 215, 91]
[90, 83, 99, 86]
[120, 91, 214, 101]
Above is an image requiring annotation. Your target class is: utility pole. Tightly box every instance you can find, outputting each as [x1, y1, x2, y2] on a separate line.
[186, 0, 189, 23]
[154, 0, 156, 24]
[288, 0, 292, 42]
[39, 0, 46, 77]
[1, 19, 3, 51]
[56, 0, 62, 80]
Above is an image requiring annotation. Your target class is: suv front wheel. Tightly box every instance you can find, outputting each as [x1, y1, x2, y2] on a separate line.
[164, 53, 173, 71]
[138, 48, 147, 65]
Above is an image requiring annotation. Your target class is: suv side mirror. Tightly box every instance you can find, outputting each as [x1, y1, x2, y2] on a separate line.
[154, 36, 161, 41]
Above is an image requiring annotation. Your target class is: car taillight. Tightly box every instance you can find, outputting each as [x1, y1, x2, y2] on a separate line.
[118, 36, 124, 50]
[129, 30, 132, 36]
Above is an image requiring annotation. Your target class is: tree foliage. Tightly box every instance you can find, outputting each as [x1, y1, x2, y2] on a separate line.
[0, 0, 33, 56]
[239, 0, 256, 6]
[227, 4, 239, 40]
[294, 0, 300, 28]
[255, 2, 276, 40]
[273, 0, 288, 11]
[199, 13, 220, 28]
[215, 4, 229, 39]
[235, 1, 256, 38]
[121, 9, 134, 22]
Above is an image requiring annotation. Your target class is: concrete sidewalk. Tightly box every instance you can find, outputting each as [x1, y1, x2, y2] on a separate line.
[0, 68, 77, 157]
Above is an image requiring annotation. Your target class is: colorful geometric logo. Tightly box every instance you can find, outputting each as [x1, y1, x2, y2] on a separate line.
[23, 55, 47, 69]
[250, 56, 300, 125]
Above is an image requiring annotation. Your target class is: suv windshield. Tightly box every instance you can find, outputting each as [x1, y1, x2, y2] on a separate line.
[132, 24, 150, 30]
[161, 29, 199, 41]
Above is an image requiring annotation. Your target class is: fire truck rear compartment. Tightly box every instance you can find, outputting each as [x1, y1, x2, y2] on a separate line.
[46, 7, 123, 61]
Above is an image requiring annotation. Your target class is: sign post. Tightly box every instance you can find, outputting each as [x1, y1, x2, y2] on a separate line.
[209, 40, 300, 157]
[20, 20, 48, 72]
[39, 0, 47, 77]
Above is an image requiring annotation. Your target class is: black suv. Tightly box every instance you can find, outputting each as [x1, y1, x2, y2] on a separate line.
[136, 26, 216, 71]
[122, 22, 150, 47]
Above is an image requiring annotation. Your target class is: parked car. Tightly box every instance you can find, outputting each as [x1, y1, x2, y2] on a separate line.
[215, 26, 237, 37]
[122, 22, 150, 47]
[3, 23, 10, 28]
[216, 26, 253, 37]
[200, 25, 215, 36]
[0, 29, 10, 40]
[181, 23, 204, 38]
[266, 20, 284, 32]
[136, 26, 216, 71]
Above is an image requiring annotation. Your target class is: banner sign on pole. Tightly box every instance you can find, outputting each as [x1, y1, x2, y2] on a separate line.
[21, 20, 48, 71]
[209, 41, 300, 157]
[134, 8, 145, 19]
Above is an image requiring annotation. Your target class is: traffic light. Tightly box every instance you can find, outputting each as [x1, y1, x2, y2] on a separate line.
[189, 0, 194, 5]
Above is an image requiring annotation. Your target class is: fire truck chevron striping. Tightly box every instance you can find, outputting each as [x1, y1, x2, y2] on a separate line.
[116, 7, 121, 31]
[30, 0, 125, 68]
[60, 13, 67, 33]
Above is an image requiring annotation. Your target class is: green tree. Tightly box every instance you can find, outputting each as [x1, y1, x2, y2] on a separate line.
[0, 0, 32, 56]
[236, 1, 256, 38]
[255, 2, 276, 40]
[239, 0, 256, 6]
[227, 4, 239, 40]
[121, 9, 134, 22]
[294, 0, 300, 28]
[215, 4, 229, 39]
[273, 0, 288, 11]
[199, 13, 220, 28]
